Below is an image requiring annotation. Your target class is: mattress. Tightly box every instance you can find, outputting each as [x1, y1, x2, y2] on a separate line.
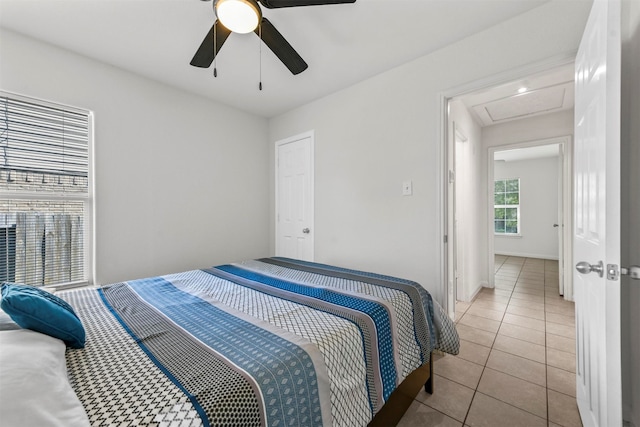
[60, 257, 459, 426]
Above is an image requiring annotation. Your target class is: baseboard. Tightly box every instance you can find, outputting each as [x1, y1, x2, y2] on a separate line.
[466, 281, 487, 302]
[494, 251, 559, 260]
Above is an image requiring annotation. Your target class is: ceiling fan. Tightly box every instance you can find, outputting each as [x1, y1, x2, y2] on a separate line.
[190, 0, 356, 75]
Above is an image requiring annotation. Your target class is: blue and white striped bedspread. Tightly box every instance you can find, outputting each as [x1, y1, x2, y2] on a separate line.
[62, 257, 459, 427]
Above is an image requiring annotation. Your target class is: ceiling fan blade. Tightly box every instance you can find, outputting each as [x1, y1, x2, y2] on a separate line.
[259, 0, 355, 8]
[255, 18, 308, 75]
[190, 20, 232, 68]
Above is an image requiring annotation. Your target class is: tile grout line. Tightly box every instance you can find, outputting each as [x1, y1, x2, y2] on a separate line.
[421, 257, 574, 426]
[544, 261, 550, 427]
[468, 258, 561, 425]
[507, 258, 553, 424]
[461, 256, 521, 427]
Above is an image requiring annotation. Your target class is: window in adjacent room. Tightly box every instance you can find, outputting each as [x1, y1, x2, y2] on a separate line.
[0, 91, 92, 288]
[494, 178, 520, 235]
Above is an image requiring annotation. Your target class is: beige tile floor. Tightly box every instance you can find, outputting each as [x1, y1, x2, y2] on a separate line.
[397, 256, 582, 427]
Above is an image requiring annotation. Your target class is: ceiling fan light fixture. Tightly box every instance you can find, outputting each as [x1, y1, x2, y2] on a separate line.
[215, 0, 262, 34]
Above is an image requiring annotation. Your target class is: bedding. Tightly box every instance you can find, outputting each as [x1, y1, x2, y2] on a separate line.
[58, 257, 459, 426]
[0, 308, 20, 330]
[0, 329, 91, 427]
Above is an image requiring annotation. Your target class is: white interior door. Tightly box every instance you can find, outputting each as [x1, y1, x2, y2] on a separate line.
[275, 132, 314, 261]
[446, 120, 457, 317]
[574, 0, 622, 425]
[557, 147, 565, 295]
[454, 126, 467, 302]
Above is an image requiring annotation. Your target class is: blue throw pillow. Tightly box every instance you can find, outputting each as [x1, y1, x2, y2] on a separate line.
[0, 283, 85, 348]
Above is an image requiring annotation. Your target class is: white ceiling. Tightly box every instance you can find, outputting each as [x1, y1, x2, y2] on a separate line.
[460, 63, 575, 127]
[0, 0, 553, 118]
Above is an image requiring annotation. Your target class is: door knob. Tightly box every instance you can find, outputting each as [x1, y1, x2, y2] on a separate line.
[302, 228, 310, 234]
[553, 224, 560, 227]
[576, 261, 604, 277]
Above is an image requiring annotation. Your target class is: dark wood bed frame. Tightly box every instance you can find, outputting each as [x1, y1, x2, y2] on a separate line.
[368, 354, 434, 426]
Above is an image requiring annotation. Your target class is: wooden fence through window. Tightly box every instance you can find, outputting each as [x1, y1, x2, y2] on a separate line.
[4, 212, 84, 286]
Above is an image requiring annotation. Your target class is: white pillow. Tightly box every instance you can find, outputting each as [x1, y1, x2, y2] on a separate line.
[0, 329, 90, 427]
[0, 309, 20, 331]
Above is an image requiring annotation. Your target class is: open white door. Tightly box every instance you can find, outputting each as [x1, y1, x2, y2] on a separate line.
[557, 148, 565, 295]
[574, 0, 622, 426]
[446, 121, 467, 317]
[275, 131, 314, 261]
[446, 120, 457, 317]
[454, 125, 467, 303]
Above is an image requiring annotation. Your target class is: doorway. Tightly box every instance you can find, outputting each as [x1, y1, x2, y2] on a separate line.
[488, 137, 572, 299]
[441, 60, 576, 320]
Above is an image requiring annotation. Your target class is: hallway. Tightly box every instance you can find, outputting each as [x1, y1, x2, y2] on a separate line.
[398, 256, 581, 426]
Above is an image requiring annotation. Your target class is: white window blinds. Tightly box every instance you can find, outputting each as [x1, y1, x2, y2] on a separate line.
[1, 92, 91, 288]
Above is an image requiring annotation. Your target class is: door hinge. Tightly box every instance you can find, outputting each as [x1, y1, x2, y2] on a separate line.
[444, 235, 448, 244]
[607, 264, 640, 281]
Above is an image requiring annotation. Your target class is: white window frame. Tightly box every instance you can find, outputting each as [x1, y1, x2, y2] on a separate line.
[494, 178, 521, 236]
[0, 91, 93, 289]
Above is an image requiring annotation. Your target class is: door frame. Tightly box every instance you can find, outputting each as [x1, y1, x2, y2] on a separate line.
[438, 53, 576, 317]
[274, 130, 315, 260]
[487, 136, 573, 300]
[454, 124, 468, 303]
[446, 122, 469, 317]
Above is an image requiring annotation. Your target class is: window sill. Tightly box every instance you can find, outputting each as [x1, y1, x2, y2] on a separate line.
[44, 280, 90, 292]
[495, 233, 522, 238]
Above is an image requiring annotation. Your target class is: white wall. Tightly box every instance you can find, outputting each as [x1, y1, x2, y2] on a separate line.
[481, 110, 574, 198]
[493, 157, 559, 259]
[268, 1, 591, 302]
[481, 110, 574, 286]
[621, 0, 640, 424]
[482, 110, 575, 148]
[0, 29, 270, 285]
[449, 100, 485, 302]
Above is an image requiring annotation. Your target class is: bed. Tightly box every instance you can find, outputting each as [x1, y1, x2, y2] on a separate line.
[0, 257, 459, 426]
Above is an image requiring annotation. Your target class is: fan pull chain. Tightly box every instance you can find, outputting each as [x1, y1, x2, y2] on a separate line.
[258, 22, 263, 91]
[213, 23, 218, 78]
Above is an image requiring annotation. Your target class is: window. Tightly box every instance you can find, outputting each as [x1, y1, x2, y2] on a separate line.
[1, 92, 92, 288]
[494, 178, 520, 235]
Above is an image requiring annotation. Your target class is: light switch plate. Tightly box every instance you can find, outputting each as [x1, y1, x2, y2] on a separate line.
[402, 180, 413, 196]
